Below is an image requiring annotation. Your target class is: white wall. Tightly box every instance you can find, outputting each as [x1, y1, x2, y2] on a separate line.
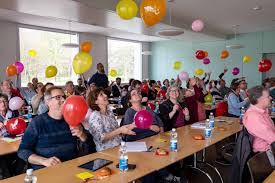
[79, 33, 149, 82]
[265, 54, 275, 78]
[142, 42, 150, 80]
[0, 21, 18, 83]
[79, 33, 107, 80]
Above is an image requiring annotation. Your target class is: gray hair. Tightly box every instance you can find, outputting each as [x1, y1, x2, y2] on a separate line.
[44, 86, 63, 101]
[247, 85, 268, 105]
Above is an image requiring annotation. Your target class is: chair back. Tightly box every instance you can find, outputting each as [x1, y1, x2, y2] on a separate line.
[247, 151, 274, 183]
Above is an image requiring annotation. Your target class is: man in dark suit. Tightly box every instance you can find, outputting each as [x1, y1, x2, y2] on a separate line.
[112, 77, 122, 97]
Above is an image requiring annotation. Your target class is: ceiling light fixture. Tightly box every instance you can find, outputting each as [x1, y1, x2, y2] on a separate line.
[252, 5, 262, 11]
[226, 25, 244, 49]
[156, 0, 184, 37]
[62, 20, 79, 48]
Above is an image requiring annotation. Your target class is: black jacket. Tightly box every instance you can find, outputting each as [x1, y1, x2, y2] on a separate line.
[159, 99, 187, 132]
[231, 127, 254, 183]
[112, 84, 122, 97]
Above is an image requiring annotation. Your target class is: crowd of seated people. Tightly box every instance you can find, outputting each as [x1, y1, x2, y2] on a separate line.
[0, 63, 275, 182]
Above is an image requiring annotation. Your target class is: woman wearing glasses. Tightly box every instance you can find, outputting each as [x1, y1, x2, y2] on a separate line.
[159, 85, 190, 132]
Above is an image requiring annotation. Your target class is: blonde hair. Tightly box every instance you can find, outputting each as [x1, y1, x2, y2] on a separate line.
[166, 85, 180, 100]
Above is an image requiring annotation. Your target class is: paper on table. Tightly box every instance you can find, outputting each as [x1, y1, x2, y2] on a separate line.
[191, 122, 206, 129]
[125, 142, 147, 152]
[1, 137, 21, 143]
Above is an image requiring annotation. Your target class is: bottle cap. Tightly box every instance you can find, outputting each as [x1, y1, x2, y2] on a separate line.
[26, 169, 33, 176]
[172, 128, 176, 132]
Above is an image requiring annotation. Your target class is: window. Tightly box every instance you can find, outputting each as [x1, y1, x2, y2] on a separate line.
[19, 27, 79, 86]
[107, 39, 142, 83]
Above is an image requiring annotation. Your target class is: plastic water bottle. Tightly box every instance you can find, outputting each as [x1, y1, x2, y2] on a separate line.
[27, 106, 32, 121]
[119, 141, 128, 172]
[209, 112, 215, 129]
[170, 128, 178, 152]
[118, 96, 122, 107]
[240, 107, 245, 124]
[212, 98, 216, 108]
[24, 169, 37, 183]
[154, 101, 160, 114]
[204, 119, 212, 139]
[271, 101, 275, 116]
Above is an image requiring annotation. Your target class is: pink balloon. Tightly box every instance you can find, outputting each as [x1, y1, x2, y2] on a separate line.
[9, 97, 24, 111]
[134, 110, 153, 129]
[232, 67, 240, 75]
[14, 61, 24, 74]
[179, 71, 189, 81]
[192, 19, 204, 32]
[203, 58, 211, 65]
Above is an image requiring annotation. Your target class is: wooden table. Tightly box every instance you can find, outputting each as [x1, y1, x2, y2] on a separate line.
[263, 170, 275, 183]
[0, 150, 153, 183]
[101, 116, 241, 171]
[0, 116, 241, 183]
[0, 138, 21, 156]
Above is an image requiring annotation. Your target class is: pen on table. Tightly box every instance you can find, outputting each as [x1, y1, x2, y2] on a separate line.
[147, 146, 153, 152]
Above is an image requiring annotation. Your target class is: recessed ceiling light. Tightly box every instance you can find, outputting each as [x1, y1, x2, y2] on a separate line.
[252, 5, 262, 11]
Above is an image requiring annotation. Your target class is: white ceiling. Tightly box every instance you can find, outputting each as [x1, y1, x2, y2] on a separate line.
[0, 0, 274, 42]
[76, 0, 275, 34]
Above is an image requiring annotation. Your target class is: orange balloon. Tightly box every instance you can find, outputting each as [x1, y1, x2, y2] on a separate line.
[80, 42, 92, 53]
[140, 0, 166, 27]
[6, 65, 17, 77]
[220, 50, 229, 59]
[204, 51, 208, 57]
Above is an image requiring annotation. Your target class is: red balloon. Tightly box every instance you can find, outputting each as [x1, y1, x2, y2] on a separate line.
[134, 110, 153, 129]
[62, 96, 88, 127]
[147, 102, 156, 110]
[141, 84, 149, 94]
[258, 59, 272, 72]
[5, 118, 26, 135]
[195, 50, 206, 60]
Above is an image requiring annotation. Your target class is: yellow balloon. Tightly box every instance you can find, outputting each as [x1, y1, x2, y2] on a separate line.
[195, 68, 204, 76]
[110, 69, 118, 77]
[173, 61, 182, 70]
[73, 52, 93, 74]
[243, 55, 252, 63]
[28, 49, 37, 58]
[45, 66, 58, 78]
[116, 0, 138, 20]
[204, 93, 213, 103]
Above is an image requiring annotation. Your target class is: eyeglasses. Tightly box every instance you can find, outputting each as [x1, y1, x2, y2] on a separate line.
[0, 99, 8, 104]
[170, 89, 179, 93]
[49, 95, 66, 100]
